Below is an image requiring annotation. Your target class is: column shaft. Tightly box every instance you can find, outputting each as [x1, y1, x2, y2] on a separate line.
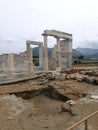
[27, 43, 33, 73]
[39, 45, 43, 68]
[44, 35, 48, 71]
[66, 39, 72, 69]
[57, 37, 61, 69]
[7, 54, 14, 72]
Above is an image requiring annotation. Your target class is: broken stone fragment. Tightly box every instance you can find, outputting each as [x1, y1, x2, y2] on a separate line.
[61, 103, 72, 113]
[94, 77, 98, 85]
[7, 116, 13, 120]
[84, 76, 94, 84]
[90, 95, 98, 100]
[66, 100, 76, 106]
[53, 72, 66, 81]
[69, 74, 75, 80]
[79, 71, 86, 75]
[66, 75, 70, 80]
[75, 73, 83, 82]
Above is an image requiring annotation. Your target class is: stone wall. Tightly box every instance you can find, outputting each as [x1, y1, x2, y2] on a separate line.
[48, 39, 72, 70]
[0, 52, 28, 73]
[60, 40, 72, 69]
[13, 53, 28, 72]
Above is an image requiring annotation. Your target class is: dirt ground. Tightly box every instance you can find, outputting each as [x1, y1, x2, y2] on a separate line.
[0, 80, 98, 130]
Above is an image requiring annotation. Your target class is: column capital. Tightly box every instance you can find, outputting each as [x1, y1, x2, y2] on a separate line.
[42, 33, 48, 37]
[54, 36, 60, 40]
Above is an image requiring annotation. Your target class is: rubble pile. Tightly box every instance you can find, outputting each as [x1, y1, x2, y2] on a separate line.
[50, 69, 98, 85]
[0, 69, 98, 130]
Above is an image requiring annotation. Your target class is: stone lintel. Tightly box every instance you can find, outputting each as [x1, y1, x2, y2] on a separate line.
[42, 30, 72, 39]
[26, 40, 43, 45]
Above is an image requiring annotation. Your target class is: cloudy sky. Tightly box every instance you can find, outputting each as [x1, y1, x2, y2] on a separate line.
[0, 0, 98, 54]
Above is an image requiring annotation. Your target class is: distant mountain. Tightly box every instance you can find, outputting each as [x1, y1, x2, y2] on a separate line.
[32, 47, 38, 57]
[33, 47, 53, 57]
[76, 47, 98, 60]
[76, 47, 98, 56]
[33, 47, 82, 58]
[72, 49, 83, 58]
[86, 53, 98, 60]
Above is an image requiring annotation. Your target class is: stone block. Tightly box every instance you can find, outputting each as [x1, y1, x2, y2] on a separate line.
[84, 76, 94, 84]
[75, 73, 83, 82]
[53, 73, 66, 80]
[94, 78, 98, 85]
[61, 103, 71, 113]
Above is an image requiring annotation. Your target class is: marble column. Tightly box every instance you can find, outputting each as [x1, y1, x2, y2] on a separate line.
[53, 44, 57, 68]
[7, 54, 14, 73]
[67, 39, 72, 69]
[43, 35, 48, 71]
[2, 54, 7, 72]
[39, 44, 43, 68]
[27, 43, 33, 73]
[56, 37, 61, 70]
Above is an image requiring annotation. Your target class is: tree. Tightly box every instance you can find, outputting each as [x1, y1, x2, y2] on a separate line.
[78, 55, 84, 60]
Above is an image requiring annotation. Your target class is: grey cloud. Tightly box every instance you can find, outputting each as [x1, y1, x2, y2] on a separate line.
[21, 36, 40, 41]
[94, 34, 98, 37]
[80, 40, 98, 49]
[1, 0, 98, 53]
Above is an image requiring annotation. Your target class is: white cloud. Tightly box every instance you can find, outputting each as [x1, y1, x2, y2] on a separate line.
[0, 37, 14, 42]
[0, 0, 98, 53]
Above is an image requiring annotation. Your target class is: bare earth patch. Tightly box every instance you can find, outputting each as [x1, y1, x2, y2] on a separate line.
[0, 80, 98, 130]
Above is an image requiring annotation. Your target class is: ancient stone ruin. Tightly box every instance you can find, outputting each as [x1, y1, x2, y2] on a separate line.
[0, 30, 98, 130]
[0, 29, 72, 82]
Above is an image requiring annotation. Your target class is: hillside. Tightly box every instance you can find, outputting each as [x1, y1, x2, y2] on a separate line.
[86, 52, 98, 60]
[33, 47, 53, 57]
[76, 47, 98, 60]
[33, 47, 82, 58]
[76, 47, 98, 56]
[72, 49, 82, 58]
